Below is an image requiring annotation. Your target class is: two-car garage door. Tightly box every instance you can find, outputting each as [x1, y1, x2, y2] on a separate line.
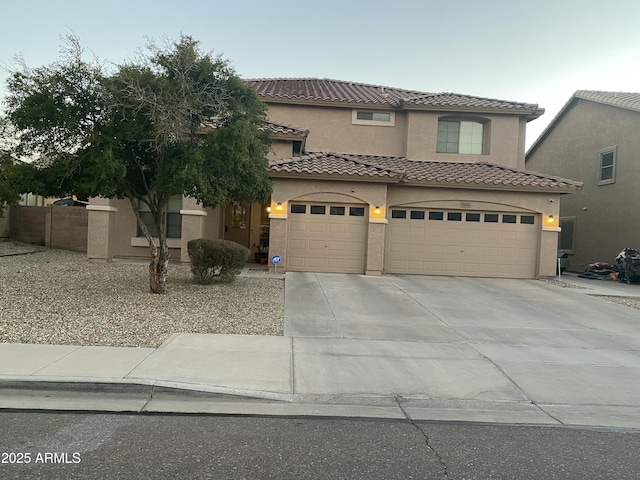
[386, 208, 538, 278]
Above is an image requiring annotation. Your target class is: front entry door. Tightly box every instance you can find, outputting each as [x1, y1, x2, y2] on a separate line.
[224, 202, 251, 248]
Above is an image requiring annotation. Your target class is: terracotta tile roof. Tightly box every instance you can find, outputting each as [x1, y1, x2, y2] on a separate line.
[247, 78, 542, 118]
[248, 78, 424, 106]
[404, 93, 540, 113]
[270, 153, 582, 191]
[270, 152, 402, 179]
[268, 122, 309, 136]
[201, 119, 307, 137]
[575, 90, 640, 112]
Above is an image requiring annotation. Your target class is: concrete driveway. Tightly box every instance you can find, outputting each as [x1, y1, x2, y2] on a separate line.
[285, 272, 640, 427]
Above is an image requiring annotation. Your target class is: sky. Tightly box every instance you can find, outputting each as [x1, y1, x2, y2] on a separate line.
[2, 0, 640, 149]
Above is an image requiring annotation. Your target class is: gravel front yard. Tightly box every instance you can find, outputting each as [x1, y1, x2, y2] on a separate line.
[0, 241, 284, 348]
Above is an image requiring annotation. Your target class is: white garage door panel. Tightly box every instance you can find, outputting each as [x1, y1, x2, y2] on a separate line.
[386, 209, 538, 279]
[286, 203, 367, 273]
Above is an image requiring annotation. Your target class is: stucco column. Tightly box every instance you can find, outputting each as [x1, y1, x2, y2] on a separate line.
[268, 205, 287, 272]
[366, 218, 387, 276]
[539, 203, 561, 277]
[540, 226, 561, 276]
[180, 197, 207, 263]
[86, 197, 118, 262]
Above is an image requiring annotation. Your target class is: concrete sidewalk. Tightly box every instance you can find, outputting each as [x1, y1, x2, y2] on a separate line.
[2, 272, 640, 429]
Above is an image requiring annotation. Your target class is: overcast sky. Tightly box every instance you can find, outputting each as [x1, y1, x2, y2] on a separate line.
[2, 0, 639, 149]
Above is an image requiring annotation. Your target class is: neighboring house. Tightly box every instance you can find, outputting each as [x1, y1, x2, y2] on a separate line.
[526, 90, 640, 273]
[87, 78, 581, 278]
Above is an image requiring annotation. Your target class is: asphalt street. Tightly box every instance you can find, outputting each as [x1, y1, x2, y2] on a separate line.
[1, 412, 640, 479]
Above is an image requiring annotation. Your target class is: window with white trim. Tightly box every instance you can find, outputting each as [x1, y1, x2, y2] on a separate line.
[599, 147, 616, 185]
[437, 119, 485, 154]
[352, 110, 395, 126]
[138, 196, 183, 238]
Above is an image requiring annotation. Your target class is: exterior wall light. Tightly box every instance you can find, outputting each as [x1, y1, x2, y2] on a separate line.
[276, 203, 283, 211]
[374, 206, 381, 215]
[547, 215, 554, 223]
[266, 206, 272, 213]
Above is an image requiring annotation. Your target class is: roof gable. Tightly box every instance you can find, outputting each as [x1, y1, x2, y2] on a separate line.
[527, 90, 640, 157]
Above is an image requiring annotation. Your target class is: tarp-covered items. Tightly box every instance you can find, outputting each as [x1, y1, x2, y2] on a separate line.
[582, 262, 618, 279]
[616, 248, 640, 284]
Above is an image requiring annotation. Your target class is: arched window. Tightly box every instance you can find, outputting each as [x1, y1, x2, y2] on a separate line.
[436, 118, 487, 154]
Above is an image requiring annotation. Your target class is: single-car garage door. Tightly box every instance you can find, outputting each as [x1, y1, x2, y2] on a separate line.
[286, 203, 367, 273]
[386, 208, 538, 278]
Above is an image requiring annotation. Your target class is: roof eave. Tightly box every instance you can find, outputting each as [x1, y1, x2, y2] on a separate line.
[402, 104, 543, 119]
[258, 96, 400, 109]
[269, 170, 400, 184]
[399, 179, 582, 193]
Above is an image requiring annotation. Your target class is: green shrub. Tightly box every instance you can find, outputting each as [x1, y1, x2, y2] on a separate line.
[187, 238, 250, 284]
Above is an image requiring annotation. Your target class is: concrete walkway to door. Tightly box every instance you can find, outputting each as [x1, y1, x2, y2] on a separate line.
[285, 272, 640, 428]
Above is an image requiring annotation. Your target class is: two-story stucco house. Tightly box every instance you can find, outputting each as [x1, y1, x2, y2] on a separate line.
[86, 78, 581, 278]
[526, 91, 640, 273]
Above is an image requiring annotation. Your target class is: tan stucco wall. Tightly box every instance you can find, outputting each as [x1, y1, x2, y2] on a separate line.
[269, 140, 294, 160]
[266, 104, 408, 157]
[526, 100, 640, 272]
[267, 103, 528, 167]
[88, 197, 180, 261]
[87, 196, 228, 263]
[203, 206, 222, 242]
[405, 112, 525, 167]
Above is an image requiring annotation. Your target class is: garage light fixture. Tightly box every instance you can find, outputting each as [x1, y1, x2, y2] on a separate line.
[374, 206, 381, 214]
[547, 215, 554, 223]
[276, 203, 283, 211]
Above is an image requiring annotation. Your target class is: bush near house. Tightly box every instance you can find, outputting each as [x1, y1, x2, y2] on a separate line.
[188, 238, 250, 284]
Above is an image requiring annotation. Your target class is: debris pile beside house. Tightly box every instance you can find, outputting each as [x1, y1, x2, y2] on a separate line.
[615, 248, 640, 284]
[581, 262, 618, 280]
[579, 248, 640, 284]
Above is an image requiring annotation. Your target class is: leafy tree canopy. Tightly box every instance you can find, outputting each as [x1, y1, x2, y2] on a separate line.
[4, 34, 272, 292]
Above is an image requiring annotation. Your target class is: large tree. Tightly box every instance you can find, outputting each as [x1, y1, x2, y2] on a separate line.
[4, 35, 272, 293]
[0, 118, 24, 214]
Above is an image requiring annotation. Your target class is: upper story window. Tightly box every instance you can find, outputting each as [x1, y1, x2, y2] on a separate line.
[352, 110, 395, 126]
[437, 119, 485, 154]
[292, 140, 303, 156]
[599, 146, 616, 185]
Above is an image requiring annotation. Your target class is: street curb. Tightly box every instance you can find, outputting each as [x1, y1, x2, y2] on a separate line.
[0, 378, 293, 403]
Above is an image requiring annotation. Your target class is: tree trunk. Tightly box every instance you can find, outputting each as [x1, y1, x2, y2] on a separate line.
[127, 195, 170, 294]
[149, 238, 169, 294]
